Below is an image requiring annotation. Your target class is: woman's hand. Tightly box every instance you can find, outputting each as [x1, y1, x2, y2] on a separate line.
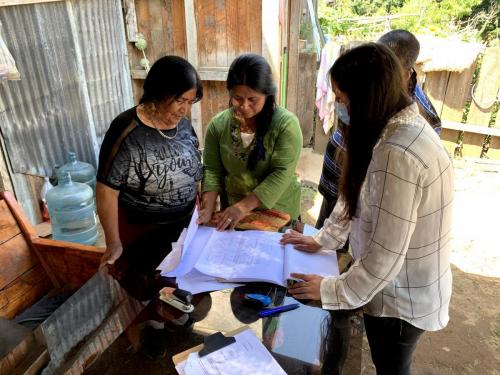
[280, 230, 322, 252]
[100, 242, 123, 267]
[214, 203, 248, 231]
[197, 206, 215, 225]
[287, 273, 323, 301]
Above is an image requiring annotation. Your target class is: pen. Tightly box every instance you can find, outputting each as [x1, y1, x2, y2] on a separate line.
[258, 303, 300, 317]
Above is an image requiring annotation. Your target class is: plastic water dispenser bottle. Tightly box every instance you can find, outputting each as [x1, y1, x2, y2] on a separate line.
[46, 172, 98, 245]
[58, 151, 96, 194]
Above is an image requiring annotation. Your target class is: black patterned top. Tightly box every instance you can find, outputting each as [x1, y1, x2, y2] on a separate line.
[97, 107, 202, 224]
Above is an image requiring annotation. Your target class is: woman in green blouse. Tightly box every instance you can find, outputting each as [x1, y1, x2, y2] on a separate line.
[198, 54, 303, 231]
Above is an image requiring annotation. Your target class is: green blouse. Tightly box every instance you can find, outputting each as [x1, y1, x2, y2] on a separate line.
[202, 107, 303, 219]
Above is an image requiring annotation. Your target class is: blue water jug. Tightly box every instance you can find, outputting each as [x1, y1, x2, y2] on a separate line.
[58, 151, 96, 194]
[46, 172, 98, 245]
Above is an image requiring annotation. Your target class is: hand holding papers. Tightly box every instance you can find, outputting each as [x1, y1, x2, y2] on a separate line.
[158, 209, 339, 294]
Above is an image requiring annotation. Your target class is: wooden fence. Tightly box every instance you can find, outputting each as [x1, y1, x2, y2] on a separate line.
[421, 46, 500, 160]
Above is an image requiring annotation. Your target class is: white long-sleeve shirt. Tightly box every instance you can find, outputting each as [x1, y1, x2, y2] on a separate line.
[315, 103, 453, 332]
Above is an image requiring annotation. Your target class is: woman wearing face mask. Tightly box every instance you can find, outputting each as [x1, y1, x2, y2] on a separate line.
[281, 43, 454, 375]
[198, 54, 302, 230]
[97, 56, 203, 267]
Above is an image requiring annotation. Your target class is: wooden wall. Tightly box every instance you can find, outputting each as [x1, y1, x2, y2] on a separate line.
[127, 0, 270, 139]
[0, 199, 52, 319]
[422, 47, 500, 159]
[128, 0, 187, 104]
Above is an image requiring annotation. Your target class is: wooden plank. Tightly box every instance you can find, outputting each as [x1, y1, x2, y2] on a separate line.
[0, 234, 38, 287]
[423, 71, 450, 117]
[184, 0, 203, 140]
[225, 0, 239, 63]
[441, 64, 476, 122]
[200, 81, 228, 137]
[0, 330, 35, 375]
[0, 263, 52, 319]
[262, 0, 281, 95]
[467, 47, 500, 126]
[442, 120, 500, 137]
[296, 52, 317, 145]
[0, 200, 21, 245]
[123, 0, 138, 42]
[286, 0, 302, 114]
[160, 0, 175, 56]
[215, 0, 228, 67]
[236, 0, 251, 53]
[10, 345, 48, 375]
[149, 0, 167, 62]
[465, 47, 500, 158]
[171, 0, 187, 57]
[198, 67, 229, 81]
[32, 237, 103, 288]
[195, 0, 213, 67]
[439, 63, 477, 157]
[248, 0, 262, 53]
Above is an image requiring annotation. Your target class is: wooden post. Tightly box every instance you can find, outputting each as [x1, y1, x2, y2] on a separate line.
[297, 52, 317, 145]
[184, 0, 203, 143]
[286, 0, 302, 115]
[262, 0, 281, 97]
[123, 0, 138, 42]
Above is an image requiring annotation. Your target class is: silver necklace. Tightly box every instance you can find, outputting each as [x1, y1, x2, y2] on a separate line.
[153, 121, 178, 140]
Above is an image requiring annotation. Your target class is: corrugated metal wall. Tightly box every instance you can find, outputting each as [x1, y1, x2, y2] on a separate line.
[0, 0, 133, 222]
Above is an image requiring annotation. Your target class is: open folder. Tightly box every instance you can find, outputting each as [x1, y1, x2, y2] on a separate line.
[173, 327, 286, 375]
[158, 209, 339, 292]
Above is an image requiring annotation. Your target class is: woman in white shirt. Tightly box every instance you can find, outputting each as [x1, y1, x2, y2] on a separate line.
[281, 43, 453, 375]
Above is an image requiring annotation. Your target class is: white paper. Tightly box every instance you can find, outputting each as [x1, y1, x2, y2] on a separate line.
[283, 248, 339, 281]
[303, 224, 319, 236]
[194, 230, 285, 285]
[182, 329, 286, 375]
[156, 229, 187, 274]
[163, 226, 214, 277]
[177, 269, 242, 295]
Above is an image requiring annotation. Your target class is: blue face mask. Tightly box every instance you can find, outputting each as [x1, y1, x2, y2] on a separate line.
[334, 101, 350, 125]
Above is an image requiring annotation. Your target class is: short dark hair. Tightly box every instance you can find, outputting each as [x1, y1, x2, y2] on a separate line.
[140, 55, 203, 104]
[378, 29, 420, 70]
[226, 54, 276, 170]
[330, 43, 411, 220]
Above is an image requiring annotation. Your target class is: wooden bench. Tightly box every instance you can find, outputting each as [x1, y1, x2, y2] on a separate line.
[0, 190, 105, 374]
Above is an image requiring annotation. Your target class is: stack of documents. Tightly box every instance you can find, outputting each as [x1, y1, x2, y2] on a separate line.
[175, 328, 286, 375]
[157, 209, 339, 294]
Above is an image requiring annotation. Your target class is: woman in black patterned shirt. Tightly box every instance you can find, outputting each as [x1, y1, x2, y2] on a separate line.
[96, 56, 203, 269]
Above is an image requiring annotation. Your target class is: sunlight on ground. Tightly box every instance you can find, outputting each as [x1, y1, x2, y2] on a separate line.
[449, 161, 500, 278]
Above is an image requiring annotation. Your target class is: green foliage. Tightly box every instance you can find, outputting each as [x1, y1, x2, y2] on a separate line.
[319, 0, 499, 45]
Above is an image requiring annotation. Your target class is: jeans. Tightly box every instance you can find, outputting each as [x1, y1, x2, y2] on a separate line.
[364, 314, 424, 375]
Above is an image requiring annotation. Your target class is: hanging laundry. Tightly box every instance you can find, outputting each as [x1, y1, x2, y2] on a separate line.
[315, 40, 341, 134]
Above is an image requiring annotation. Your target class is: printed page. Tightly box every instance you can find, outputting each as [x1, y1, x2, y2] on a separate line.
[194, 230, 285, 286]
[283, 246, 339, 281]
[183, 329, 286, 375]
[177, 269, 242, 295]
[157, 229, 186, 275]
[164, 225, 214, 277]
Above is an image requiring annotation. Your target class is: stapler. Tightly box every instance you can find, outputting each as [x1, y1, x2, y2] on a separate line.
[159, 287, 194, 313]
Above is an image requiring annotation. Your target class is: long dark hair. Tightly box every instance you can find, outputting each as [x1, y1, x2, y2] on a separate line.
[330, 43, 412, 220]
[140, 55, 203, 104]
[226, 54, 276, 170]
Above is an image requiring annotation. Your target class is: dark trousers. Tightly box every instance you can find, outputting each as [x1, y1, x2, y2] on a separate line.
[364, 314, 424, 375]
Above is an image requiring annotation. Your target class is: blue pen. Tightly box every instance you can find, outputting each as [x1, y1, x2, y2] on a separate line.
[258, 303, 300, 317]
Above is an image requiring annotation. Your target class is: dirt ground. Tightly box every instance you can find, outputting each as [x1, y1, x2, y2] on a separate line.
[87, 156, 500, 374]
[300, 158, 500, 375]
